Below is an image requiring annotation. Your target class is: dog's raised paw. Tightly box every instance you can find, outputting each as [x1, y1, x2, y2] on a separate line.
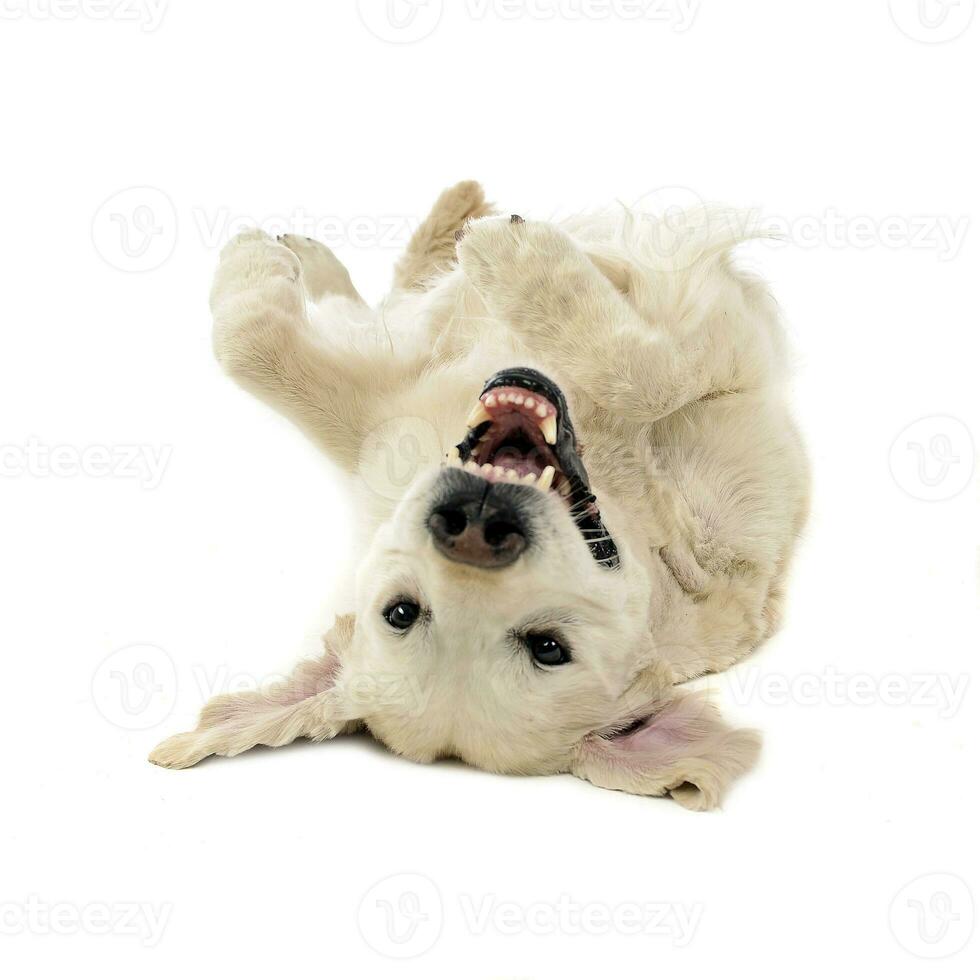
[456, 215, 572, 300]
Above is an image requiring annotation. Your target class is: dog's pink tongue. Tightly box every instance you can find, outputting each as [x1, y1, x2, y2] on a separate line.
[492, 447, 543, 477]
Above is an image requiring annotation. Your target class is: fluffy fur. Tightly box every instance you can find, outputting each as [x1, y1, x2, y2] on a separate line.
[149, 182, 809, 810]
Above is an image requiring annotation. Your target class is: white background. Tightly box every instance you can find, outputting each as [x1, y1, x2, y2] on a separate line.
[1, 1, 978, 977]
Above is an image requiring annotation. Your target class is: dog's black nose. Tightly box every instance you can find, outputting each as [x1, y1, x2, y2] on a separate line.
[427, 485, 529, 569]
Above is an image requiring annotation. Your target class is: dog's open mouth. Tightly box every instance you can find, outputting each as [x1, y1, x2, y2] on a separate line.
[448, 367, 620, 568]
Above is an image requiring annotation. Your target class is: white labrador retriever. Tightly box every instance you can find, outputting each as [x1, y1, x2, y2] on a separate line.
[149, 182, 809, 809]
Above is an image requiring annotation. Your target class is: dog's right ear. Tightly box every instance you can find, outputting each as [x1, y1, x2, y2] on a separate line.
[570, 689, 761, 810]
[148, 615, 361, 769]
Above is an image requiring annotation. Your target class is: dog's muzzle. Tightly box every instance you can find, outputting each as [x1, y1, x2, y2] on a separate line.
[448, 367, 620, 569]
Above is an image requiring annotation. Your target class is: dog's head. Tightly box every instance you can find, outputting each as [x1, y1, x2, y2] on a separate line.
[339, 369, 759, 806]
[151, 369, 759, 807]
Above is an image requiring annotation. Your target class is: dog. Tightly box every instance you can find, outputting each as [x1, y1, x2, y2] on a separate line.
[149, 181, 810, 809]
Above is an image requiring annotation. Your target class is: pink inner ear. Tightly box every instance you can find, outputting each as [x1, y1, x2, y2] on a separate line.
[597, 692, 720, 765]
[575, 690, 761, 809]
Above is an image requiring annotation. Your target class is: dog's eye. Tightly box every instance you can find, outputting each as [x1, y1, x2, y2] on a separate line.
[383, 600, 421, 631]
[527, 633, 571, 667]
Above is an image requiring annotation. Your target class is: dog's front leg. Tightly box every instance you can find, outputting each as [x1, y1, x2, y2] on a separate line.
[457, 218, 743, 424]
[210, 231, 379, 470]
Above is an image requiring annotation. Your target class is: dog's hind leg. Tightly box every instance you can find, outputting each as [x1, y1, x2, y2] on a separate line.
[278, 233, 364, 304]
[393, 180, 496, 291]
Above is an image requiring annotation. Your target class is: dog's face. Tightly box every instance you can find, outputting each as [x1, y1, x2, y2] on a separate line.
[343, 369, 654, 773]
[150, 367, 762, 807]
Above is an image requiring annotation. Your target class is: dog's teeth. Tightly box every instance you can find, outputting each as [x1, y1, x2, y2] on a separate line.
[466, 402, 492, 429]
[464, 461, 480, 474]
[537, 466, 556, 491]
[536, 404, 548, 419]
[514, 395, 524, 406]
[524, 397, 535, 410]
[558, 481, 571, 497]
[485, 393, 498, 408]
[521, 473, 537, 485]
[505, 469, 520, 482]
[447, 446, 461, 462]
[492, 465, 506, 480]
[539, 416, 557, 445]
[481, 463, 493, 475]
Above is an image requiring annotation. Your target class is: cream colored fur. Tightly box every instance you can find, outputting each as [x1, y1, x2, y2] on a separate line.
[149, 182, 809, 810]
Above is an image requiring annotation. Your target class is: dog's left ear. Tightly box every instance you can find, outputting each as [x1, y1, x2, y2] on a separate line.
[570, 690, 761, 810]
[148, 615, 361, 769]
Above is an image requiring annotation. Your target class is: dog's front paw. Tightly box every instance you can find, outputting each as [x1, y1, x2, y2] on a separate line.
[456, 217, 588, 345]
[211, 229, 303, 310]
[277, 234, 361, 302]
[456, 216, 579, 305]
